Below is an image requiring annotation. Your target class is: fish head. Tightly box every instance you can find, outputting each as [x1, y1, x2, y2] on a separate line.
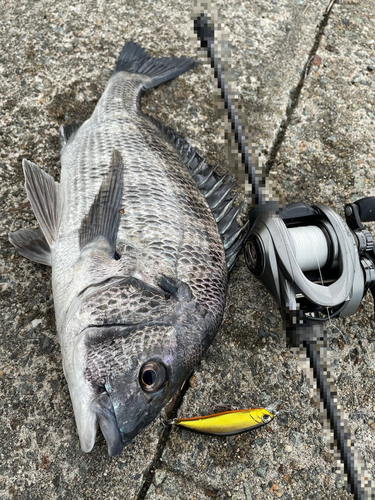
[102, 325, 193, 444]
[70, 277, 218, 455]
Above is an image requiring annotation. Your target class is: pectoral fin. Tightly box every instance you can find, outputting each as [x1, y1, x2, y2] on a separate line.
[8, 227, 51, 266]
[79, 150, 124, 256]
[23, 159, 63, 247]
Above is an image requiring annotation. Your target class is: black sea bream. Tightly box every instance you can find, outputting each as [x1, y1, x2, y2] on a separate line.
[9, 42, 247, 455]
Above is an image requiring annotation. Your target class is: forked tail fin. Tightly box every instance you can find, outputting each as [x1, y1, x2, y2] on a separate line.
[113, 41, 198, 91]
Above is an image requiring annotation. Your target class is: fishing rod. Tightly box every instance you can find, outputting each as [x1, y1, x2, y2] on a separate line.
[193, 14, 265, 207]
[194, 12, 375, 500]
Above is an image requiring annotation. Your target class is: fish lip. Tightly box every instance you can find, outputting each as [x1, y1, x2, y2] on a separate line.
[91, 392, 124, 456]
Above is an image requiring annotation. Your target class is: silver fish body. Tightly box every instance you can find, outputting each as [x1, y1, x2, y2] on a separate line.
[9, 42, 246, 455]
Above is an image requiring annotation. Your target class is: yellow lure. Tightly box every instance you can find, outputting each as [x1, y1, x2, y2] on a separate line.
[172, 406, 275, 436]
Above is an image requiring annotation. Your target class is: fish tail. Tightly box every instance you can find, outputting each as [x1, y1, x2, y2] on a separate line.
[113, 41, 198, 90]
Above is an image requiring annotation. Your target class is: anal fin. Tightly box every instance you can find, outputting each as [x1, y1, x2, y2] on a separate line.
[9, 228, 51, 266]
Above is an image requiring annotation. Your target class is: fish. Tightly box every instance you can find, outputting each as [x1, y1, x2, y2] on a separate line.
[8, 41, 247, 456]
[170, 403, 277, 436]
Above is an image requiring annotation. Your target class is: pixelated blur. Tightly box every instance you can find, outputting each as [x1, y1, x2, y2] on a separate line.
[192, 2, 375, 498]
[298, 342, 372, 498]
[191, 0, 281, 209]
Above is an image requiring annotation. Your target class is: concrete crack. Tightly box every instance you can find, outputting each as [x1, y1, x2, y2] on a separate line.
[136, 376, 192, 500]
[265, 0, 338, 174]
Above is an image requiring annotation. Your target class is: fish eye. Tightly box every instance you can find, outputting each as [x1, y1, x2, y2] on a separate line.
[139, 361, 167, 393]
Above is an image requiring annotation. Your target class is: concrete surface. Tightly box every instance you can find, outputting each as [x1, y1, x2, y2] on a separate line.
[1, 0, 374, 499]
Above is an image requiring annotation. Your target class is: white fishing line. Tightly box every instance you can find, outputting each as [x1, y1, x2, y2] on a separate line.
[288, 225, 328, 272]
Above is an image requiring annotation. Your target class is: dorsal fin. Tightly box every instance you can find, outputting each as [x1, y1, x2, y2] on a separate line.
[79, 150, 124, 255]
[147, 116, 246, 271]
[23, 159, 63, 247]
[8, 227, 51, 266]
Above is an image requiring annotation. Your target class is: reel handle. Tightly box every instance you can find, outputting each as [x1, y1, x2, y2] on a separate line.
[346, 197, 375, 230]
[354, 197, 375, 223]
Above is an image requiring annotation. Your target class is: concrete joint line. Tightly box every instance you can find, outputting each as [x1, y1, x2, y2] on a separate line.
[137, 377, 192, 499]
[265, 0, 337, 174]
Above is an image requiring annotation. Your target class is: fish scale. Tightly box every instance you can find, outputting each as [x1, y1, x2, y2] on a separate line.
[9, 42, 246, 456]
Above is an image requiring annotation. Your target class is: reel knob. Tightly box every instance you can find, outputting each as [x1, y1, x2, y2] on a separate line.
[354, 229, 374, 254]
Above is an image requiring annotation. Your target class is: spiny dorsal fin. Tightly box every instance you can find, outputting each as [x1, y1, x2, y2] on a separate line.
[59, 121, 82, 150]
[79, 150, 124, 255]
[23, 159, 63, 247]
[8, 227, 51, 266]
[147, 116, 246, 271]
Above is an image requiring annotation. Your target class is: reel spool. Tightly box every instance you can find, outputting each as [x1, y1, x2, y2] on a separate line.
[287, 225, 328, 272]
[246, 224, 333, 275]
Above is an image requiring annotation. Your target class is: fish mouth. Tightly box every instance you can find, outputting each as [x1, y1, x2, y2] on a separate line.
[91, 392, 124, 456]
[89, 367, 169, 456]
[91, 391, 159, 456]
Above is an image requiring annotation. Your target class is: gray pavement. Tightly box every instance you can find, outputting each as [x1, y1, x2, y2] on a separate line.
[1, 0, 375, 499]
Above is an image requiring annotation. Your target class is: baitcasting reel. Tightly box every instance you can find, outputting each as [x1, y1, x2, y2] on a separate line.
[245, 198, 375, 347]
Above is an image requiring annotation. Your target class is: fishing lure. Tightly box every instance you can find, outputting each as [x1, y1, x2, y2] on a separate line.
[171, 403, 278, 436]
